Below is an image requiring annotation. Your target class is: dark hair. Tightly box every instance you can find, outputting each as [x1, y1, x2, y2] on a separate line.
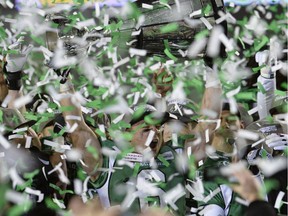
[222, 102, 241, 119]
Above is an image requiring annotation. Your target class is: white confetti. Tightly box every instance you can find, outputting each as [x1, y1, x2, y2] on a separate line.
[13, 127, 28, 133]
[65, 115, 81, 121]
[9, 167, 25, 188]
[13, 95, 33, 109]
[200, 17, 213, 30]
[6, 0, 14, 9]
[113, 57, 130, 69]
[142, 3, 153, 9]
[207, 26, 223, 57]
[256, 157, 287, 177]
[131, 29, 142, 36]
[25, 187, 44, 202]
[237, 129, 259, 141]
[8, 134, 24, 140]
[25, 136, 32, 148]
[74, 179, 83, 195]
[76, 19, 95, 29]
[189, 9, 201, 18]
[129, 48, 147, 57]
[274, 191, 285, 209]
[163, 184, 186, 210]
[144, 130, 155, 146]
[187, 38, 207, 58]
[219, 33, 234, 52]
[5, 190, 28, 204]
[95, 2, 100, 17]
[0, 134, 11, 149]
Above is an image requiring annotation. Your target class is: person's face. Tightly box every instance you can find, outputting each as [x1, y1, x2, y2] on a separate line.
[217, 110, 242, 138]
[162, 120, 193, 143]
[130, 120, 163, 156]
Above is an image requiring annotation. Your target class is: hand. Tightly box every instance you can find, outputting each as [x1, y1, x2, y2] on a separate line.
[255, 38, 280, 79]
[230, 168, 264, 203]
[265, 133, 288, 151]
[152, 67, 173, 97]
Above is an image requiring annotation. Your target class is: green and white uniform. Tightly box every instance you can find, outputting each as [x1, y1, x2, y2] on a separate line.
[88, 140, 186, 215]
[196, 152, 247, 216]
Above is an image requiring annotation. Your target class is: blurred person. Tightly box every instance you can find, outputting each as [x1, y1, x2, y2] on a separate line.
[229, 166, 276, 216]
[195, 103, 250, 216]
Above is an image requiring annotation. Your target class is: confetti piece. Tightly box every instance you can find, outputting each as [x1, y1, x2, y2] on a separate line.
[0, 135, 11, 149]
[142, 3, 153, 9]
[200, 17, 213, 30]
[235, 197, 249, 206]
[160, 23, 179, 34]
[131, 29, 141, 36]
[189, 9, 202, 18]
[237, 129, 259, 140]
[144, 130, 155, 147]
[163, 183, 186, 210]
[5, 190, 27, 204]
[13, 95, 33, 109]
[9, 167, 25, 187]
[207, 26, 223, 57]
[129, 48, 147, 57]
[274, 191, 285, 209]
[25, 136, 32, 148]
[187, 38, 207, 58]
[25, 187, 44, 202]
[256, 157, 287, 177]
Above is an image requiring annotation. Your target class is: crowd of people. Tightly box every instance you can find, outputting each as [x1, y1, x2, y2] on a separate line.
[0, 0, 287, 216]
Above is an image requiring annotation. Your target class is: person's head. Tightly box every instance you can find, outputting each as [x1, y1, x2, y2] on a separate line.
[216, 103, 244, 139]
[213, 104, 244, 154]
[152, 66, 173, 97]
[162, 99, 198, 143]
[129, 119, 163, 156]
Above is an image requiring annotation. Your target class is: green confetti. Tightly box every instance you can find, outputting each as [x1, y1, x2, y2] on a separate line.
[254, 36, 269, 52]
[160, 23, 179, 34]
[95, 128, 106, 138]
[188, 155, 196, 180]
[30, 35, 45, 46]
[7, 200, 32, 216]
[133, 162, 141, 177]
[275, 90, 286, 96]
[235, 92, 256, 101]
[280, 82, 287, 90]
[195, 29, 209, 40]
[60, 105, 75, 112]
[0, 26, 7, 39]
[164, 48, 178, 61]
[263, 179, 279, 194]
[202, 4, 212, 16]
[257, 82, 266, 94]
[87, 145, 100, 159]
[0, 109, 3, 123]
[252, 65, 265, 73]
[23, 169, 39, 179]
[49, 183, 74, 195]
[237, 37, 246, 49]
[45, 197, 62, 210]
[157, 155, 169, 167]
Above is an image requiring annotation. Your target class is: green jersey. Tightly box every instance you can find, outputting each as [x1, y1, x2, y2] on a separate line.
[87, 140, 186, 215]
[196, 152, 247, 216]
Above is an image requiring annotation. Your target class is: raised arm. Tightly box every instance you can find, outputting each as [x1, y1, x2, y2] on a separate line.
[186, 66, 222, 163]
[58, 76, 103, 181]
[255, 39, 279, 119]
